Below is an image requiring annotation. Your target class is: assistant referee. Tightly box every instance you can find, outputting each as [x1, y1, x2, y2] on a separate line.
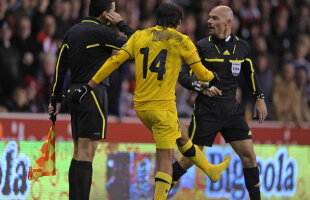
[48, 0, 134, 199]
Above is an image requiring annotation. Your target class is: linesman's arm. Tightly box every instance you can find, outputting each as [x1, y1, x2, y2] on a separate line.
[49, 36, 70, 121]
[116, 20, 134, 38]
[105, 11, 134, 47]
[51, 43, 69, 100]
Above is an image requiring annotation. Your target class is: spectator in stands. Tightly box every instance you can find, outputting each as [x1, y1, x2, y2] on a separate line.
[272, 61, 303, 125]
[0, 0, 11, 22]
[14, 16, 41, 77]
[6, 86, 30, 112]
[255, 53, 273, 119]
[239, 0, 261, 39]
[24, 75, 45, 112]
[296, 67, 310, 121]
[37, 15, 58, 54]
[36, 52, 57, 109]
[0, 21, 21, 98]
[293, 34, 310, 80]
[295, 2, 310, 34]
[267, 6, 293, 61]
[55, 0, 75, 38]
[12, 0, 37, 21]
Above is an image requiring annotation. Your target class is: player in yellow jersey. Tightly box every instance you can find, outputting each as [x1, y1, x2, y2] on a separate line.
[71, 3, 230, 200]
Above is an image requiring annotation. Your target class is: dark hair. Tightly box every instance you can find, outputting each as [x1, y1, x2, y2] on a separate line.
[156, 3, 183, 28]
[89, 0, 114, 17]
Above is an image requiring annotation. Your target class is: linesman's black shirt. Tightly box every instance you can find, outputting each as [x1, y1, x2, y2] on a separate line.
[51, 17, 134, 98]
[178, 34, 263, 105]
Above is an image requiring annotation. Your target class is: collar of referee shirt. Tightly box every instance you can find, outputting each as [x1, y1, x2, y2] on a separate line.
[208, 34, 240, 43]
[81, 16, 101, 25]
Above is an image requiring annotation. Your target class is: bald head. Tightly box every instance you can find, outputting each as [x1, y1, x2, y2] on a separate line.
[208, 5, 234, 39]
[211, 6, 234, 21]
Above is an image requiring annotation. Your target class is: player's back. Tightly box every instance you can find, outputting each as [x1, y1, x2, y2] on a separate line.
[123, 26, 191, 110]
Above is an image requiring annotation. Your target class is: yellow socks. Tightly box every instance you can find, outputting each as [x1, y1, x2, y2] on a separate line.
[154, 171, 172, 200]
[178, 140, 231, 182]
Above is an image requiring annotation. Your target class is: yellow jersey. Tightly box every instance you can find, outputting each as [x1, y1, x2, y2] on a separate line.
[122, 26, 201, 110]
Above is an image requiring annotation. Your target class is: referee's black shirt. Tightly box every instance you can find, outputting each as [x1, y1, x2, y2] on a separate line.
[179, 34, 263, 104]
[51, 17, 134, 98]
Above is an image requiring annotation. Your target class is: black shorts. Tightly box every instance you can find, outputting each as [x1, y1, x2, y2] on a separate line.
[67, 83, 108, 141]
[188, 99, 251, 147]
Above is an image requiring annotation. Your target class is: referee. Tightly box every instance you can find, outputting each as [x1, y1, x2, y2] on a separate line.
[172, 6, 267, 200]
[48, 0, 134, 199]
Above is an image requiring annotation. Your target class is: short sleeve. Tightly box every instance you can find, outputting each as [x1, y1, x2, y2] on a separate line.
[180, 36, 201, 65]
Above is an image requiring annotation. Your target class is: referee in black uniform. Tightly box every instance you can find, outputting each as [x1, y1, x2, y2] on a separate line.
[48, 0, 134, 199]
[171, 6, 267, 200]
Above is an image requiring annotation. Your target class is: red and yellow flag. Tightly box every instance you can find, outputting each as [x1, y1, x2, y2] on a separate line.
[28, 125, 56, 180]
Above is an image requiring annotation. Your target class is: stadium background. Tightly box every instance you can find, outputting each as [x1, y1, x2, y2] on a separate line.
[0, 0, 310, 199]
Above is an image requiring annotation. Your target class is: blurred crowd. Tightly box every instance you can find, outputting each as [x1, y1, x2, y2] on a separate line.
[0, 0, 310, 126]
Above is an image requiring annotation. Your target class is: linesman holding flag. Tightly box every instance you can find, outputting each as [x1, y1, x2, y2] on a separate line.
[48, 0, 134, 199]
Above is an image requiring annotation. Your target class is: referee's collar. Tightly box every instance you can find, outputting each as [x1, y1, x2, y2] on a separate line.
[81, 17, 100, 24]
[208, 34, 239, 43]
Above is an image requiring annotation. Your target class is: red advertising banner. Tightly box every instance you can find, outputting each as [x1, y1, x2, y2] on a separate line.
[0, 113, 310, 145]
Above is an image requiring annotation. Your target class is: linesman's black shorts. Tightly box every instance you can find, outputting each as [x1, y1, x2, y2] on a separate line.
[188, 99, 252, 147]
[67, 83, 108, 141]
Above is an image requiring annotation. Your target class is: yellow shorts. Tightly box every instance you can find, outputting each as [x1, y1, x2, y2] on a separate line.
[136, 109, 182, 149]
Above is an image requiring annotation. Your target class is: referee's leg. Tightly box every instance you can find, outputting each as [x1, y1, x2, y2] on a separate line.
[230, 139, 261, 200]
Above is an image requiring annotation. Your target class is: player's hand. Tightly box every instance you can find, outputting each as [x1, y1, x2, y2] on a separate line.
[202, 86, 222, 97]
[104, 10, 123, 24]
[253, 98, 268, 123]
[71, 84, 93, 104]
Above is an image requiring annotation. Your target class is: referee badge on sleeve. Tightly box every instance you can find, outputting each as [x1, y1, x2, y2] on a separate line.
[231, 62, 241, 76]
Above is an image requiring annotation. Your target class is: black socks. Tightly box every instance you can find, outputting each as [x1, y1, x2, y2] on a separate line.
[69, 159, 78, 200]
[170, 161, 187, 190]
[69, 160, 93, 200]
[243, 167, 261, 200]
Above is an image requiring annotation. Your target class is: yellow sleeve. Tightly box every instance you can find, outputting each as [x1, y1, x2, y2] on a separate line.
[92, 50, 130, 84]
[180, 36, 201, 65]
[121, 31, 138, 59]
[190, 62, 214, 82]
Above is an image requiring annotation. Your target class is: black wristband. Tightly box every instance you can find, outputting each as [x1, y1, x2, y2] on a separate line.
[254, 92, 265, 99]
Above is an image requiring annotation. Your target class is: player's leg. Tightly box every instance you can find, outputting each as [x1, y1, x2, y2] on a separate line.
[154, 148, 173, 200]
[136, 109, 177, 200]
[230, 139, 260, 200]
[174, 119, 230, 183]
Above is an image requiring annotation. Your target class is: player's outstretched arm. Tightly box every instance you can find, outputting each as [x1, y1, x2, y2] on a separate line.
[190, 62, 215, 82]
[71, 50, 129, 104]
